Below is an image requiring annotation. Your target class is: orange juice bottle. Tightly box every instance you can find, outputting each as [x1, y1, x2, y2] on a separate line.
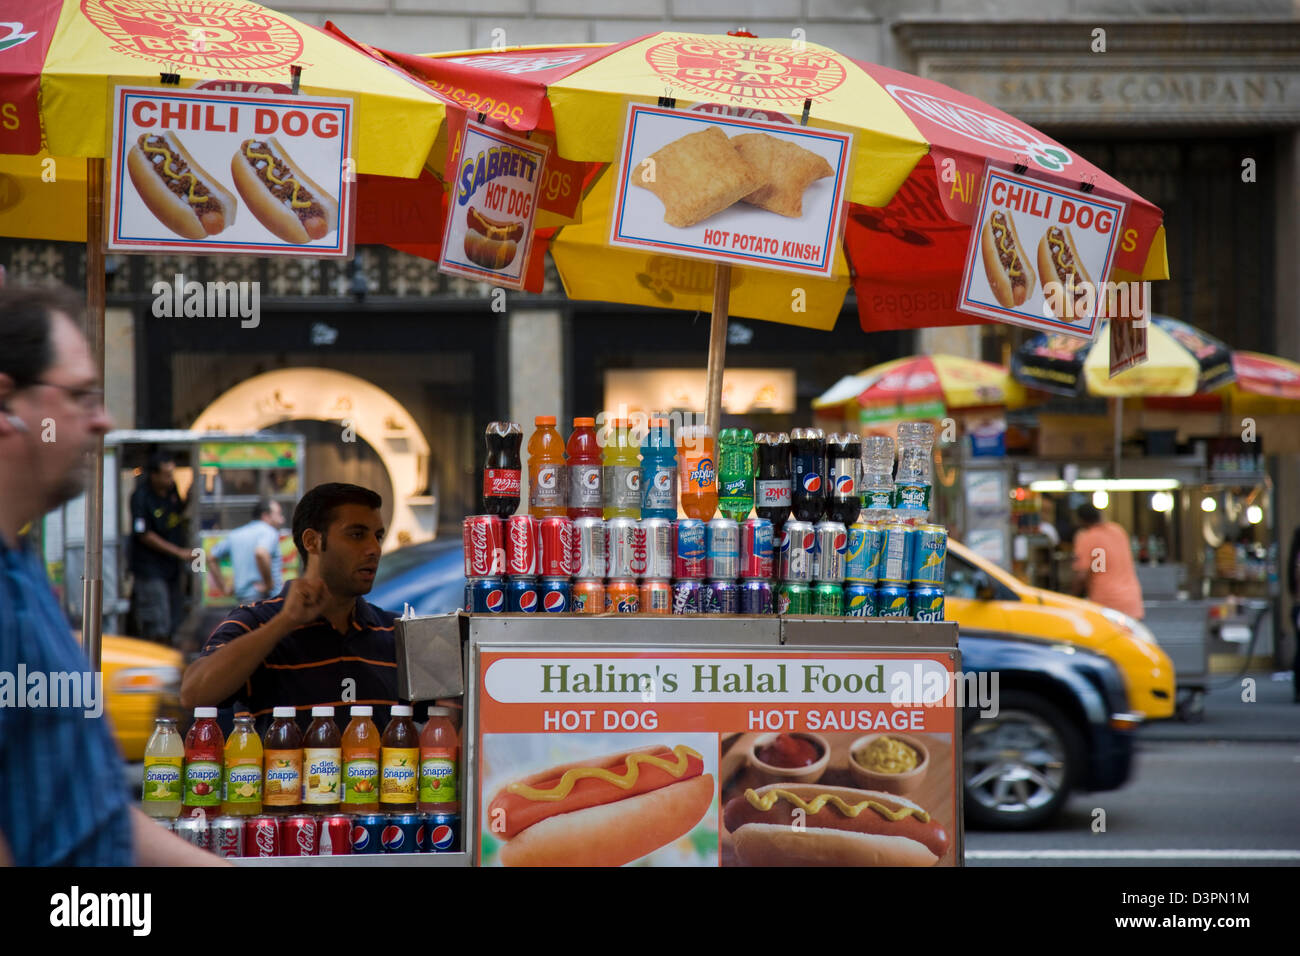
[221, 714, 263, 816]
[341, 705, 380, 813]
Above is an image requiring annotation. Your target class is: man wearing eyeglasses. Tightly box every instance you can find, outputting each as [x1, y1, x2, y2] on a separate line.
[0, 284, 220, 866]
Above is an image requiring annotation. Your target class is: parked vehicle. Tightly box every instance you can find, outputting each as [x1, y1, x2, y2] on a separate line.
[102, 635, 183, 761]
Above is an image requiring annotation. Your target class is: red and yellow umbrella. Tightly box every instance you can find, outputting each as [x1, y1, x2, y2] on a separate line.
[813, 354, 1025, 423]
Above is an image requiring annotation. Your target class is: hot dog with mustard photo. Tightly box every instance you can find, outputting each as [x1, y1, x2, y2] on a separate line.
[980, 209, 1034, 308]
[1038, 225, 1094, 321]
[127, 132, 237, 239]
[232, 136, 339, 244]
[464, 206, 525, 271]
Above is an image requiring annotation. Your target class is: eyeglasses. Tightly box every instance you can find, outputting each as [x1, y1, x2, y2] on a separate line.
[36, 380, 107, 412]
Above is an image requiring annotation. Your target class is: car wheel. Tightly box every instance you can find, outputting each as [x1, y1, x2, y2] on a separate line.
[963, 690, 1085, 830]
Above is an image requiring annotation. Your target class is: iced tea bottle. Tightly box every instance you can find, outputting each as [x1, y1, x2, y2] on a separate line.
[221, 714, 263, 816]
[418, 707, 461, 813]
[302, 706, 342, 814]
[341, 705, 381, 812]
[182, 707, 224, 819]
[262, 706, 303, 815]
[380, 705, 420, 813]
[141, 717, 183, 818]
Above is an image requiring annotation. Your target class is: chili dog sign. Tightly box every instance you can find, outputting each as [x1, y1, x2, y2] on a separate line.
[109, 86, 354, 256]
[438, 118, 547, 289]
[957, 164, 1127, 339]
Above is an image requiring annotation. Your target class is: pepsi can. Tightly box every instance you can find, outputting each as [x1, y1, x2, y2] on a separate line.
[572, 516, 607, 579]
[844, 583, 877, 617]
[673, 518, 707, 579]
[638, 517, 674, 580]
[382, 812, 420, 853]
[538, 577, 572, 613]
[879, 522, 914, 585]
[739, 517, 774, 580]
[706, 517, 740, 580]
[703, 580, 739, 614]
[845, 522, 883, 584]
[811, 520, 848, 583]
[909, 524, 948, 585]
[910, 585, 945, 622]
[778, 519, 816, 583]
[740, 580, 774, 615]
[467, 577, 506, 614]
[506, 577, 539, 613]
[421, 812, 461, 853]
[350, 813, 386, 854]
[877, 582, 910, 618]
[672, 580, 704, 615]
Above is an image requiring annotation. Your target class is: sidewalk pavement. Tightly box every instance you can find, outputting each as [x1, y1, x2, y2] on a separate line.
[1138, 671, 1300, 742]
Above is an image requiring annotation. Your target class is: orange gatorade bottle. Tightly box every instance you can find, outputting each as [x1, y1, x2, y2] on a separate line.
[527, 415, 568, 517]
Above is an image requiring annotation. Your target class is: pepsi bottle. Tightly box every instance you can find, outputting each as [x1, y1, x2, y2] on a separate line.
[790, 427, 826, 523]
[483, 421, 523, 517]
[754, 432, 792, 534]
[826, 432, 862, 525]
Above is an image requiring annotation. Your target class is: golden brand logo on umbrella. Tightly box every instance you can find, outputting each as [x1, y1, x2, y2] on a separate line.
[645, 37, 847, 103]
[80, 0, 303, 73]
[635, 255, 745, 303]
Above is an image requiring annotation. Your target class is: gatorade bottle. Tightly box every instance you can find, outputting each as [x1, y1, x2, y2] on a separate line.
[567, 417, 603, 520]
[380, 705, 420, 813]
[717, 428, 755, 522]
[341, 705, 381, 812]
[182, 707, 223, 819]
[602, 419, 641, 520]
[639, 416, 678, 520]
[418, 707, 461, 814]
[528, 416, 568, 518]
[678, 424, 717, 521]
[221, 713, 263, 816]
[483, 421, 523, 517]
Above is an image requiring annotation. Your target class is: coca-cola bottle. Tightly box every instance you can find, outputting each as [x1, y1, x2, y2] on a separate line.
[483, 422, 522, 517]
[754, 432, 792, 533]
[826, 432, 862, 525]
[790, 427, 826, 523]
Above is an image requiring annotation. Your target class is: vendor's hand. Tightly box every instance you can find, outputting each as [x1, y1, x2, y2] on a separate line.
[281, 578, 329, 628]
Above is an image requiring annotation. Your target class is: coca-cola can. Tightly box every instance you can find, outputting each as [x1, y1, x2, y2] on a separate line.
[210, 816, 244, 858]
[572, 517, 607, 579]
[319, 814, 353, 855]
[637, 518, 674, 580]
[673, 518, 707, 580]
[539, 516, 575, 577]
[463, 515, 505, 577]
[244, 815, 280, 857]
[505, 514, 541, 577]
[779, 520, 817, 583]
[606, 516, 638, 580]
[280, 815, 318, 856]
[173, 815, 211, 851]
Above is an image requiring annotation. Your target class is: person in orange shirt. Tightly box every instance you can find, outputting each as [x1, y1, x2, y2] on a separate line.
[1071, 503, 1145, 620]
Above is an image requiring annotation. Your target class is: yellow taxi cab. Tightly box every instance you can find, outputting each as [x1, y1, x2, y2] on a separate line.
[946, 539, 1176, 720]
[101, 634, 183, 761]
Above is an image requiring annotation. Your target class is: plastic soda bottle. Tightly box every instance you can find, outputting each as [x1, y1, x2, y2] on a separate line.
[717, 427, 755, 522]
[221, 714, 263, 816]
[527, 415, 568, 517]
[141, 717, 183, 818]
[182, 707, 224, 818]
[418, 707, 461, 813]
[262, 707, 303, 815]
[826, 432, 863, 525]
[483, 421, 523, 517]
[341, 705, 381, 812]
[602, 419, 641, 519]
[790, 427, 827, 523]
[639, 416, 678, 520]
[755, 432, 792, 534]
[380, 705, 420, 813]
[567, 417, 603, 519]
[678, 424, 717, 521]
[894, 421, 935, 521]
[302, 706, 342, 813]
[861, 435, 896, 523]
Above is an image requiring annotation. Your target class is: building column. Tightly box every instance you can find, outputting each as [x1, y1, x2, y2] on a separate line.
[918, 324, 981, 360]
[508, 307, 566, 433]
[1272, 129, 1300, 671]
[104, 307, 135, 428]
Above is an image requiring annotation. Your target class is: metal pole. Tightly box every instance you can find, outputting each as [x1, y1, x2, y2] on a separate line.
[705, 264, 730, 434]
[1113, 396, 1124, 478]
[83, 157, 105, 669]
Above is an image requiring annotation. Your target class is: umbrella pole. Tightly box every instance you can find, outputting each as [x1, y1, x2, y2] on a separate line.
[83, 158, 105, 670]
[705, 265, 731, 433]
[1113, 396, 1123, 477]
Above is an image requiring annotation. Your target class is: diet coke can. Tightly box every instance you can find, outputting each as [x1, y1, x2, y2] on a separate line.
[210, 815, 245, 858]
[244, 815, 280, 857]
[462, 515, 505, 577]
[607, 517, 639, 579]
[173, 815, 211, 851]
[739, 517, 774, 580]
[539, 516, 575, 577]
[505, 514, 541, 577]
[572, 516, 607, 579]
[637, 518, 674, 580]
[319, 814, 353, 855]
[812, 520, 848, 583]
[280, 815, 318, 856]
[779, 520, 816, 583]
[706, 517, 740, 581]
[673, 518, 707, 580]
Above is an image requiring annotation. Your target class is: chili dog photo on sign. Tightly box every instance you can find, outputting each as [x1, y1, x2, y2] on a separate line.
[438, 119, 548, 290]
[957, 164, 1127, 339]
[109, 87, 354, 256]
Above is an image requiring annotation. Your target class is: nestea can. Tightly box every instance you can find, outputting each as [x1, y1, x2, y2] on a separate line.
[845, 522, 883, 584]
[909, 524, 948, 585]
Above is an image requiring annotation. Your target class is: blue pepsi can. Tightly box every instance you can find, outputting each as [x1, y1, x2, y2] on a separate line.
[538, 577, 571, 613]
[910, 585, 945, 622]
[673, 518, 707, 580]
[419, 812, 461, 853]
[879, 523, 914, 585]
[845, 522, 883, 584]
[350, 813, 386, 854]
[672, 580, 704, 614]
[740, 580, 774, 615]
[506, 577, 540, 613]
[909, 524, 948, 585]
[381, 812, 420, 853]
[467, 577, 506, 613]
[706, 517, 740, 580]
[844, 583, 877, 617]
[877, 583, 910, 618]
[703, 580, 738, 614]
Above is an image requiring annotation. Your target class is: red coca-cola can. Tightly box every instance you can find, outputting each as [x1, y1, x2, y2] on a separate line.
[463, 515, 505, 577]
[280, 815, 318, 856]
[505, 514, 541, 577]
[244, 815, 280, 857]
[539, 516, 575, 577]
[319, 814, 353, 855]
[210, 816, 245, 858]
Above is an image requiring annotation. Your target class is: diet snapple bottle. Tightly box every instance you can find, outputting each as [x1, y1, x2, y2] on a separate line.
[302, 706, 342, 813]
[141, 717, 183, 818]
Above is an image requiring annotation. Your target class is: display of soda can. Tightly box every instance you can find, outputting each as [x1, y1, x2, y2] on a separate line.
[280, 815, 318, 856]
[244, 815, 280, 857]
[606, 578, 640, 613]
[538, 577, 571, 613]
[671, 580, 704, 615]
[606, 517, 639, 579]
[572, 580, 605, 614]
[505, 514, 541, 577]
[706, 517, 740, 581]
[910, 585, 945, 622]
[739, 517, 774, 580]
[909, 524, 948, 585]
[812, 520, 848, 583]
[879, 522, 915, 585]
[673, 518, 707, 580]
[210, 815, 244, 858]
[572, 516, 607, 579]
[173, 815, 211, 850]
[462, 515, 505, 577]
[466, 577, 506, 614]
[637, 518, 674, 580]
[421, 812, 461, 853]
[778, 520, 816, 583]
[149, 817, 174, 832]
[539, 516, 575, 577]
[740, 579, 774, 615]
[703, 580, 739, 614]
[640, 579, 671, 614]
[506, 577, 539, 613]
[845, 522, 883, 584]
[877, 583, 911, 618]
[813, 581, 844, 616]
[350, 812, 386, 854]
[319, 814, 353, 855]
[382, 813, 421, 853]
[777, 581, 813, 615]
[844, 583, 878, 617]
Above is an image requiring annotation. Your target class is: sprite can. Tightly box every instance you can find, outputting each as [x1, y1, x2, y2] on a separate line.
[909, 585, 945, 622]
[717, 428, 756, 523]
[909, 524, 948, 585]
[877, 583, 910, 618]
[844, 583, 877, 617]
[813, 582, 844, 617]
[777, 581, 813, 615]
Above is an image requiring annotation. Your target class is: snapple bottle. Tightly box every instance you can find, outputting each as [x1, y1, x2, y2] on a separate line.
[141, 717, 183, 818]
[182, 707, 224, 819]
[341, 705, 380, 813]
[262, 706, 303, 815]
[418, 707, 461, 814]
[221, 713, 263, 816]
[302, 706, 342, 814]
[380, 705, 419, 813]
